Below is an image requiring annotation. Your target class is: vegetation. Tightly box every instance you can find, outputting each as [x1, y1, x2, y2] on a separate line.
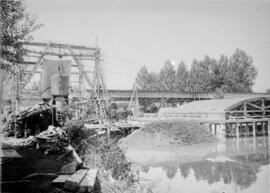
[136, 49, 257, 93]
[1, 0, 42, 70]
[142, 120, 218, 145]
[63, 120, 139, 193]
[0, 0, 42, 105]
[107, 103, 133, 122]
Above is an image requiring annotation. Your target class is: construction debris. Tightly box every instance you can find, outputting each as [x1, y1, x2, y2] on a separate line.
[3, 103, 55, 138]
[35, 126, 69, 154]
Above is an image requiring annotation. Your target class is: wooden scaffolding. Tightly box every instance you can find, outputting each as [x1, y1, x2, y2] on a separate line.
[17, 41, 108, 119]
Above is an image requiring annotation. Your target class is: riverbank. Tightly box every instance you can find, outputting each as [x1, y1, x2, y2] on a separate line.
[119, 120, 220, 164]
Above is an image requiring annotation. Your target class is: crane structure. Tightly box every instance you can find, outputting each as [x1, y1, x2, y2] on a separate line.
[16, 41, 108, 120]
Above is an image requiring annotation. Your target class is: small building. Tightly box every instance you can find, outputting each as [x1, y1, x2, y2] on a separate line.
[158, 97, 270, 138]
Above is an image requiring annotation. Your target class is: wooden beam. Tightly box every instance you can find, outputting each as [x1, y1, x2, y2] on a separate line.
[262, 99, 266, 118]
[52, 175, 72, 188]
[262, 121, 265, 136]
[23, 42, 51, 88]
[25, 49, 95, 57]
[22, 41, 97, 51]
[244, 102, 247, 118]
[226, 110, 270, 113]
[64, 169, 88, 191]
[77, 169, 98, 193]
[246, 102, 263, 110]
[67, 46, 98, 97]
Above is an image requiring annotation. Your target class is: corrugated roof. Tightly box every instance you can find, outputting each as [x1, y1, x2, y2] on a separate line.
[159, 97, 270, 114]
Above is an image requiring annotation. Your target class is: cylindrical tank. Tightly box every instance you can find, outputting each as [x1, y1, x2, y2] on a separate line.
[42, 59, 71, 99]
[51, 74, 69, 97]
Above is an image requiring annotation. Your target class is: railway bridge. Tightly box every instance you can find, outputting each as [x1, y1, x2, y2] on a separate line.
[107, 90, 270, 103]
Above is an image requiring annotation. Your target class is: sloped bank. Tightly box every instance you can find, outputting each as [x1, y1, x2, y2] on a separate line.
[120, 120, 220, 163]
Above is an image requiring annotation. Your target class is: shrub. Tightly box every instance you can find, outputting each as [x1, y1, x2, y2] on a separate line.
[141, 120, 218, 145]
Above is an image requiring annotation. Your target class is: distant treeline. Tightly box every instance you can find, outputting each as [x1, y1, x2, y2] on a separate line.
[136, 49, 257, 94]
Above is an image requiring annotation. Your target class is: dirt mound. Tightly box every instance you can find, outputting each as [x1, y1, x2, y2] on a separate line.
[120, 120, 218, 149]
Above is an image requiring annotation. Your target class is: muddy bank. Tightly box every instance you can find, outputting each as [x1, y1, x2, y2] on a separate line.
[119, 121, 220, 164]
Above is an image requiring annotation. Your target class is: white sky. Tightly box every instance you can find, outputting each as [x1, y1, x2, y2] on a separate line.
[26, 0, 270, 92]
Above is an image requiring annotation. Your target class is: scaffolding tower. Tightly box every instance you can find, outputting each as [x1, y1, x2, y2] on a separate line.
[128, 82, 140, 118]
[17, 41, 108, 120]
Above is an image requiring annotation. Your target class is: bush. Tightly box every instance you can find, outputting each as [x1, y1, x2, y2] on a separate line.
[63, 120, 138, 189]
[142, 120, 218, 145]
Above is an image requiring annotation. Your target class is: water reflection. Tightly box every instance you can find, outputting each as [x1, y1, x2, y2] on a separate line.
[178, 155, 268, 190]
[139, 137, 270, 193]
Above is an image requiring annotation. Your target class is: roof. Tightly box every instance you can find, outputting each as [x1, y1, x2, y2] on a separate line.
[159, 97, 270, 114]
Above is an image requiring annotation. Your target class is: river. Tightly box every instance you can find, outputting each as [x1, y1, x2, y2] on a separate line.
[128, 136, 270, 193]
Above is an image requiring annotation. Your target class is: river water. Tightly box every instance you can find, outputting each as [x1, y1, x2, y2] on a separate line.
[134, 136, 270, 193]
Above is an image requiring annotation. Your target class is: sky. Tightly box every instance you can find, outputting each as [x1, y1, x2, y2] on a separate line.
[26, 0, 270, 92]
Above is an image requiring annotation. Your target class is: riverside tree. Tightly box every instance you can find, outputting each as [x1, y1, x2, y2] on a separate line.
[159, 60, 176, 91]
[175, 61, 189, 92]
[135, 49, 257, 93]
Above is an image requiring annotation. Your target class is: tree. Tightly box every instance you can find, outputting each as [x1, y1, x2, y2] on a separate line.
[159, 60, 176, 91]
[188, 56, 216, 92]
[135, 49, 257, 93]
[136, 66, 150, 90]
[1, 0, 42, 69]
[0, 0, 42, 104]
[226, 49, 257, 92]
[175, 61, 189, 92]
[208, 55, 231, 92]
[147, 72, 161, 91]
[135, 66, 160, 91]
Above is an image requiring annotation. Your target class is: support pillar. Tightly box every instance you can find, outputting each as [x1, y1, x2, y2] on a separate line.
[267, 121, 270, 136]
[252, 121, 256, 137]
[262, 122, 265, 136]
[244, 123, 247, 137]
[252, 134, 256, 151]
[236, 123, 239, 139]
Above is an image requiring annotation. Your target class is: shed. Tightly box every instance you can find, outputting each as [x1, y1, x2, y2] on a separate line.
[158, 97, 270, 121]
[158, 97, 270, 138]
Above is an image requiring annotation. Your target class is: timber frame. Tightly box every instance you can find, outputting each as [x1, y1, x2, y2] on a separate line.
[225, 97, 270, 120]
[17, 41, 108, 119]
